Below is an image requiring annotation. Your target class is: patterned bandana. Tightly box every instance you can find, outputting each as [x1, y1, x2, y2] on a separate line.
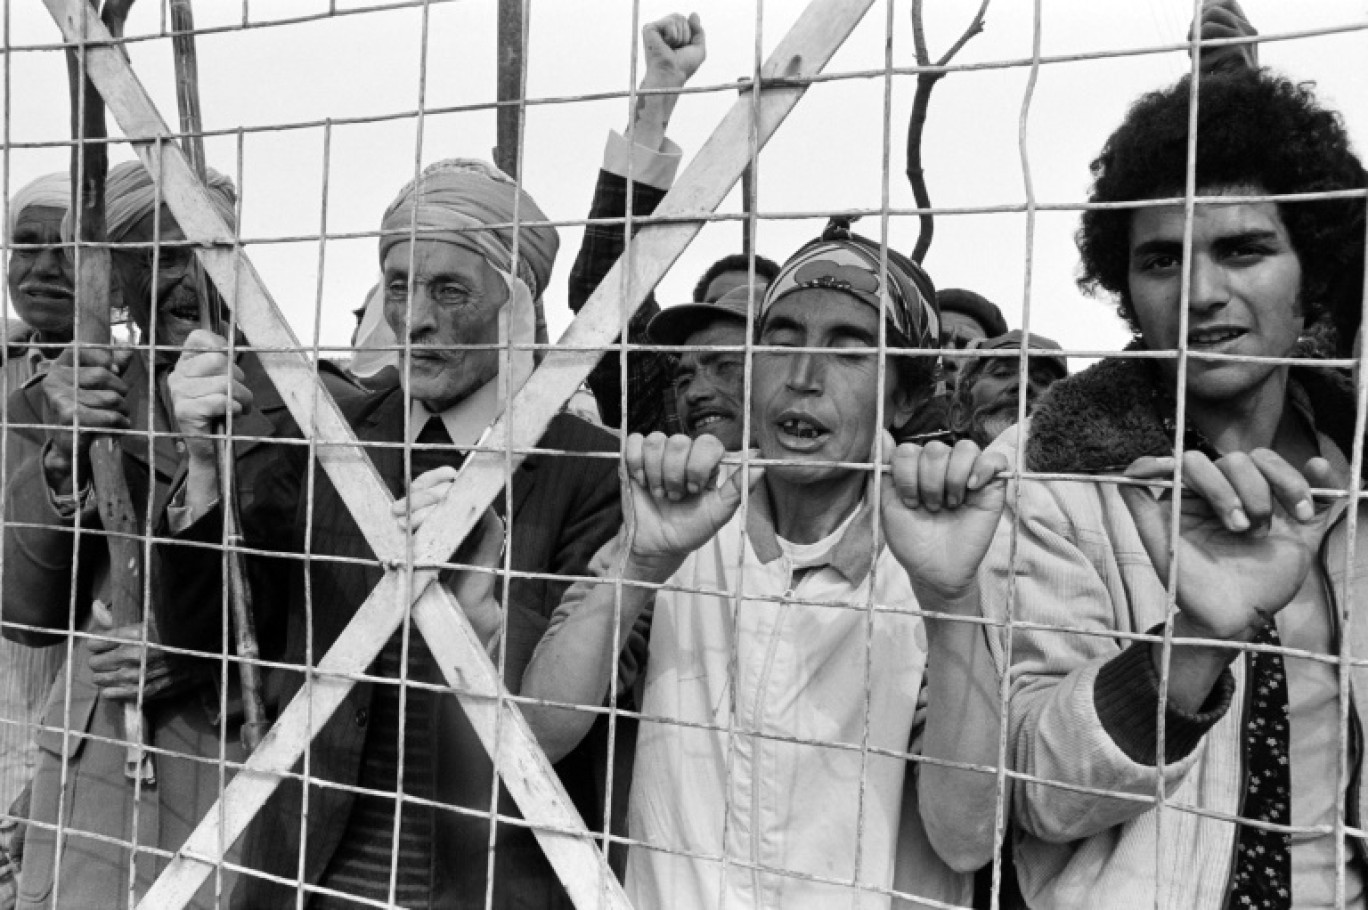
[760, 238, 940, 350]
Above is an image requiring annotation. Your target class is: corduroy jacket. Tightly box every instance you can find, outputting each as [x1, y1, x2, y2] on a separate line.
[981, 357, 1368, 909]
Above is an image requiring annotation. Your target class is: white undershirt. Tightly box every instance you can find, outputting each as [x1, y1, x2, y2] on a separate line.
[776, 500, 864, 569]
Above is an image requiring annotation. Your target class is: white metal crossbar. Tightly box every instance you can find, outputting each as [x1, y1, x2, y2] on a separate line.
[40, 0, 881, 907]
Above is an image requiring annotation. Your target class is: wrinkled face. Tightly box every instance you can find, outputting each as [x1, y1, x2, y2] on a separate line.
[966, 355, 1061, 418]
[939, 310, 990, 385]
[112, 206, 213, 349]
[8, 205, 74, 340]
[703, 269, 766, 304]
[1128, 188, 1303, 405]
[673, 320, 748, 451]
[959, 355, 1062, 444]
[383, 240, 507, 412]
[754, 289, 915, 487]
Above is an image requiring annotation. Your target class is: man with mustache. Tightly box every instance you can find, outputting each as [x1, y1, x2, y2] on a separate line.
[161, 158, 623, 908]
[0, 160, 363, 909]
[644, 285, 752, 451]
[0, 172, 74, 907]
[569, 12, 779, 443]
[6, 173, 76, 360]
[935, 288, 1009, 388]
[523, 231, 1009, 907]
[949, 330, 1067, 447]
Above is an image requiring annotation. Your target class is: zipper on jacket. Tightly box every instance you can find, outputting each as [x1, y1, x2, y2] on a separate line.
[748, 555, 793, 905]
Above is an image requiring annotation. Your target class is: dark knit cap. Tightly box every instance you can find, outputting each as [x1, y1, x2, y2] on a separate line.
[937, 288, 1009, 338]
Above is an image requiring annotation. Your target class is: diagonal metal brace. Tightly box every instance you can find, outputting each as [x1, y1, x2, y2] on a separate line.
[40, 0, 877, 907]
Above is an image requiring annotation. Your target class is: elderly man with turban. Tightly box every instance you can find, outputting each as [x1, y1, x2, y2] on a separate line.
[0, 172, 74, 906]
[0, 160, 363, 909]
[162, 159, 622, 909]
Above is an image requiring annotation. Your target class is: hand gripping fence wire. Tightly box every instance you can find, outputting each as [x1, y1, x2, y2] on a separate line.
[27, 0, 887, 907]
[5, 2, 1368, 910]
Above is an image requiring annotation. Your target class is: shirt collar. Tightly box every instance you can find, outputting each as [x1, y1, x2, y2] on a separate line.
[745, 479, 877, 586]
[407, 378, 500, 448]
[1288, 378, 1353, 486]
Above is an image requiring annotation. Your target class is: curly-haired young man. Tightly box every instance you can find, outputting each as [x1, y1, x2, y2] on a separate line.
[982, 68, 1368, 908]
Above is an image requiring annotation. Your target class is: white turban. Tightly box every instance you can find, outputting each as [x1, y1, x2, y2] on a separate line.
[103, 159, 236, 242]
[378, 158, 558, 300]
[8, 172, 70, 238]
[355, 160, 542, 402]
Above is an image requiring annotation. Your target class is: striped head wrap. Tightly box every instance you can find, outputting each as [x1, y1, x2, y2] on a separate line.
[378, 158, 558, 301]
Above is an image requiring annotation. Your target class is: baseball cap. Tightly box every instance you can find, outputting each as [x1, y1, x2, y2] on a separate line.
[647, 285, 759, 347]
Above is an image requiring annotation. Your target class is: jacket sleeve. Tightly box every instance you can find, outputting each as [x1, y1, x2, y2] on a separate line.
[1, 449, 93, 646]
[979, 466, 1232, 845]
[567, 167, 673, 436]
[154, 429, 304, 660]
[499, 421, 624, 683]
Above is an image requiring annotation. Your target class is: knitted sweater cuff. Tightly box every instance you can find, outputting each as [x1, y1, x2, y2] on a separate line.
[1094, 624, 1235, 765]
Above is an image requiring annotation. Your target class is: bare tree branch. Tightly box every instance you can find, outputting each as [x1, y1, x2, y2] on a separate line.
[907, 0, 990, 264]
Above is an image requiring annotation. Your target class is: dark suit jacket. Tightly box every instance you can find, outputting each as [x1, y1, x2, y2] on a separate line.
[160, 384, 623, 909]
[0, 352, 364, 909]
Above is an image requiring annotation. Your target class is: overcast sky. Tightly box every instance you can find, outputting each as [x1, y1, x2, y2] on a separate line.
[4, 0, 1366, 358]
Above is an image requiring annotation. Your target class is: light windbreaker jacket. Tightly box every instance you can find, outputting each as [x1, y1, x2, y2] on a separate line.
[980, 357, 1368, 910]
[620, 487, 971, 910]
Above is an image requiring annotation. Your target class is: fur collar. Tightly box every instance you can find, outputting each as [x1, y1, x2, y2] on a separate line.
[1026, 355, 1364, 479]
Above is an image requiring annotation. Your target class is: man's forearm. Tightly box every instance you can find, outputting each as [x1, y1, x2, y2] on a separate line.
[625, 75, 682, 154]
[522, 546, 667, 763]
[916, 586, 1005, 873]
[1152, 614, 1239, 715]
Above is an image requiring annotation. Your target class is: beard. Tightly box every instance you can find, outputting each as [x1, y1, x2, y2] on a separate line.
[968, 407, 1019, 447]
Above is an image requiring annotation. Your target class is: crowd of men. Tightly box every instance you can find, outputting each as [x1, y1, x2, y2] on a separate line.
[1, 1, 1366, 908]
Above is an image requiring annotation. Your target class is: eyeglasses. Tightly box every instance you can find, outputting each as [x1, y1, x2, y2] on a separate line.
[383, 278, 476, 307]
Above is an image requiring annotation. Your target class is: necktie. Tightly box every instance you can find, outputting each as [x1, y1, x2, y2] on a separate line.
[410, 414, 463, 479]
[1229, 622, 1292, 908]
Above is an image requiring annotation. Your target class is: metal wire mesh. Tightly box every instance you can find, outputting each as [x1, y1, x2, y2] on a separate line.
[0, 2, 1364, 909]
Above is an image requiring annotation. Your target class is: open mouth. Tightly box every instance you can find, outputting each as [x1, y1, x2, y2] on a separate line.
[164, 302, 201, 322]
[1187, 326, 1247, 349]
[688, 410, 735, 434]
[774, 411, 831, 449]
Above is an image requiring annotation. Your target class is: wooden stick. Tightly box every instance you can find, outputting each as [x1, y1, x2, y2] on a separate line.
[43, 0, 877, 906]
[63, 0, 153, 785]
[167, 0, 270, 754]
[493, 0, 523, 181]
[906, 0, 989, 264]
[493, 0, 550, 362]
